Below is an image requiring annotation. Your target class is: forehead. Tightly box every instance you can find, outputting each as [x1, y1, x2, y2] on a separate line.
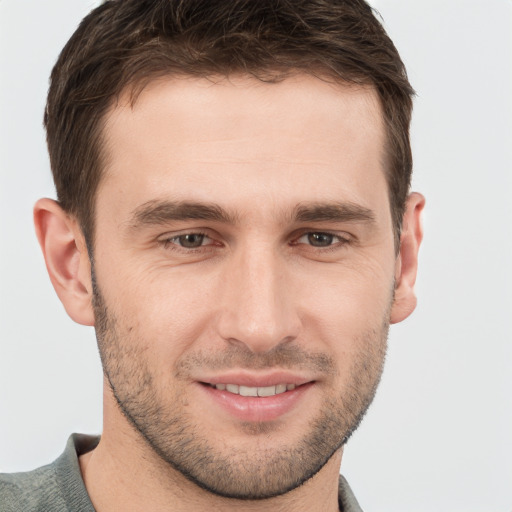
[98, 74, 388, 224]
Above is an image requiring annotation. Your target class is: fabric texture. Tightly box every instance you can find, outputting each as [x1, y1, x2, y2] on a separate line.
[0, 434, 97, 512]
[0, 434, 363, 511]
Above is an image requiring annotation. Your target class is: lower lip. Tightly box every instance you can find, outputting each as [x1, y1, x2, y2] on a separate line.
[197, 382, 314, 422]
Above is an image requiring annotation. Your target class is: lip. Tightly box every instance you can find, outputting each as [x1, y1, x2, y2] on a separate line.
[195, 372, 315, 423]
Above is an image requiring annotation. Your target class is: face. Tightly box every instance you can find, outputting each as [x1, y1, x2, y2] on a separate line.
[92, 75, 396, 499]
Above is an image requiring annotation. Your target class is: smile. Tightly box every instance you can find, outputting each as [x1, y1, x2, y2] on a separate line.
[207, 383, 297, 397]
[198, 378, 315, 422]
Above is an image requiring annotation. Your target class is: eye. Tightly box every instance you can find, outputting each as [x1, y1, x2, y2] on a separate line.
[295, 232, 348, 248]
[164, 233, 212, 249]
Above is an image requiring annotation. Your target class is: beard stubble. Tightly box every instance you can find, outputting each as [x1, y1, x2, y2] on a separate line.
[92, 282, 389, 500]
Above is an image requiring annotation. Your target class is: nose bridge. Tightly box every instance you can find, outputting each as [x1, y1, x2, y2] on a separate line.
[217, 242, 299, 352]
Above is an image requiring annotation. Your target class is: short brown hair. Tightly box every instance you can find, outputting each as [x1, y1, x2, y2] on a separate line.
[45, 0, 414, 248]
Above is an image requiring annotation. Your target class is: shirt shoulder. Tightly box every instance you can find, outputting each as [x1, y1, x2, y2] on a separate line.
[0, 434, 99, 512]
[0, 462, 64, 512]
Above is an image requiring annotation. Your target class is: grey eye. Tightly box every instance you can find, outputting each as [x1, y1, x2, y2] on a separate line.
[306, 232, 335, 247]
[175, 233, 206, 248]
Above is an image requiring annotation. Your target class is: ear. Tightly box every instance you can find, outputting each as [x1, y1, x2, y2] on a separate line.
[390, 192, 425, 324]
[34, 198, 95, 326]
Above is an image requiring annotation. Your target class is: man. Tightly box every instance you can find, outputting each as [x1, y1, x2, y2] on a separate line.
[0, 0, 424, 510]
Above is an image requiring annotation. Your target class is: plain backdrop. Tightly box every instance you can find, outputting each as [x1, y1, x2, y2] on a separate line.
[1, 1, 511, 511]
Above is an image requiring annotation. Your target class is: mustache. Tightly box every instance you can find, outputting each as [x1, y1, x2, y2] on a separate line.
[174, 343, 337, 377]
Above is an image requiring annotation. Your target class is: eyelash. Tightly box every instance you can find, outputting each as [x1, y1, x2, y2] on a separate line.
[158, 230, 351, 253]
[159, 232, 213, 251]
[292, 231, 351, 251]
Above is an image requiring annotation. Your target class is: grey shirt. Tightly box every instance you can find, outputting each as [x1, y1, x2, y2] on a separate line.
[0, 434, 363, 511]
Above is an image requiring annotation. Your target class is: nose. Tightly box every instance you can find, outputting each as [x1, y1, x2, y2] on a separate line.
[216, 245, 301, 353]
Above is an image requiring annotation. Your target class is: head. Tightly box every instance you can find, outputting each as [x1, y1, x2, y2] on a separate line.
[35, 0, 424, 502]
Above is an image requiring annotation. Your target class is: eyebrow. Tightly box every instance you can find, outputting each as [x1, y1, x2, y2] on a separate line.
[293, 202, 376, 224]
[127, 199, 375, 231]
[128, 200, 238, 230]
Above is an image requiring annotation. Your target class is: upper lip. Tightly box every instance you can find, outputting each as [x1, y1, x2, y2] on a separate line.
[197, 371, 314, 388]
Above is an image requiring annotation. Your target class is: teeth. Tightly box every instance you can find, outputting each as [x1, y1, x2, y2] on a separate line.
[258, 385, 277, 397]
[213, 383, 297, 397]
[226, 384, 239, 394]
[239, 385, 258, 397]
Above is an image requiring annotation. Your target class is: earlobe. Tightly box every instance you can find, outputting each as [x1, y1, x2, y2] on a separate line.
[34, 198, 95, 326]
[390, 192, 425, 324]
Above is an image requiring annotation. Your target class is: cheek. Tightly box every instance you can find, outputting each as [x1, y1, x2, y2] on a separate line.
[104, 266, 220, 355]
[295, 258, 395, 347]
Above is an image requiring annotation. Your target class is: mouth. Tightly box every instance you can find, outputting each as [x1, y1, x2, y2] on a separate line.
[197, 376, 315, 422]
[204, 382, 297, 397]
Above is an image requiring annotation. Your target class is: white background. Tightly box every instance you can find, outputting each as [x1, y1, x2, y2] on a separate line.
[0, 1, 511, 510]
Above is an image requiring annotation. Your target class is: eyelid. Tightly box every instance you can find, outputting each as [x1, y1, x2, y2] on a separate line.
[292, 230, 352, 245]
[158, 230, 215, 249]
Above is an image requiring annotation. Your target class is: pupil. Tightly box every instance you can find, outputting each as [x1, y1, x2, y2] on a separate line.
[180, 234, 204, 248]
[308, 233, 333, 247]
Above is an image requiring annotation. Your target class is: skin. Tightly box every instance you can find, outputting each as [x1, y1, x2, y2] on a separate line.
[34, 74, 424, 512]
